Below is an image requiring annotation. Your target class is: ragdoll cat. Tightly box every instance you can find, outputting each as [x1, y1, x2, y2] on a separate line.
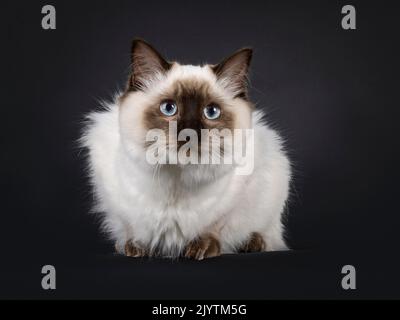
[81, 39, 291, 260]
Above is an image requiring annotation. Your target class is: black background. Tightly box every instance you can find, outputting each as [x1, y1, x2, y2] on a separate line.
[2, 0, 400, 299]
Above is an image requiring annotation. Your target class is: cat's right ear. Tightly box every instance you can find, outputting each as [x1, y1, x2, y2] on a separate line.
[128, 39, 172, 91]
[212, 48, 253, 99]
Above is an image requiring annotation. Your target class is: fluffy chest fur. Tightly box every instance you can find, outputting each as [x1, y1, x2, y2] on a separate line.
[86, 104, 246, 252]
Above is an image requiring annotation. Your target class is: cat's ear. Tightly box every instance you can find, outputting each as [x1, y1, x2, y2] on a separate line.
[212, 48, 253, 99]
[129, 39, 172, 91]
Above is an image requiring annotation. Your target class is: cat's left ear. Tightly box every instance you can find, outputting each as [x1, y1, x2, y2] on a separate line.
[129, 39, 172, 91]
[212, 48, 253, 99]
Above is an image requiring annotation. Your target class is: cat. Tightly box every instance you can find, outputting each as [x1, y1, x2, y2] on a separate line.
[81, 39, 291, 260]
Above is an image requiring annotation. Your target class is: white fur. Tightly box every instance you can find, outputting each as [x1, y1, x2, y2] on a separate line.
[81, 64, 291, 257]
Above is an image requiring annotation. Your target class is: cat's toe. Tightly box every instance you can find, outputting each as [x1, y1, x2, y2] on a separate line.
[184, 234, 221, 260]
[239, 232, 266, 253]
[124, 241, 147, 257]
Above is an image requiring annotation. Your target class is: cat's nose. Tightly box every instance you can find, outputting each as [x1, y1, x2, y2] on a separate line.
[178, 120, 204, 136]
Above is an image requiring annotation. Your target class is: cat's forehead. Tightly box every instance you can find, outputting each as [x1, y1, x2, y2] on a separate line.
[167, 64, 215, 85]
[172, 64, 213, 77]
[162, 64, 218, 100]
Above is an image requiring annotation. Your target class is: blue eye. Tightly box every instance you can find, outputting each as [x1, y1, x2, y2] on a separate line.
[160, 101, 177, 116]
[203, 105, 221, 120]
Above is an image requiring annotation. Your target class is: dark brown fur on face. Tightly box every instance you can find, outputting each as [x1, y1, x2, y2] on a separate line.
[142, 78, 236, 159]
[143, 79, 235, 135]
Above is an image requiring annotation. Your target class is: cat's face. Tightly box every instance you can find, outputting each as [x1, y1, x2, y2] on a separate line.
[119, 39, 253, 166]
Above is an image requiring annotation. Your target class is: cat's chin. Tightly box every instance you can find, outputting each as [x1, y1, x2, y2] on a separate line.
[153, 162, 234, 185]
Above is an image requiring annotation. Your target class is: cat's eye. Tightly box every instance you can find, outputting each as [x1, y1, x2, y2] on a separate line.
[203, 105, 221, 120]
[160, 101, 177, 116]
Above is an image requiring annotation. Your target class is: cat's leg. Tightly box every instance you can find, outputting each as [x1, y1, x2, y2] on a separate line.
[238, 232, 266, 253]
[238, 227, 288, 253]
[184, 233, 221, 260]
[124, 240, 148, 257]
[262, 214, 288, 251]
[110, 216, 149, 257]
[263, 229, 288, 251]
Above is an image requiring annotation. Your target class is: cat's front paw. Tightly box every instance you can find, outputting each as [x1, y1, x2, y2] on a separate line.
[124, 240, 148, 258]
[184, 234, 221, 260]
[239, 232, 266, 253]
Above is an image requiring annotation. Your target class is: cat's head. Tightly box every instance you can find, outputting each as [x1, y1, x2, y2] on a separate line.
[119, 39, 254, 171]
